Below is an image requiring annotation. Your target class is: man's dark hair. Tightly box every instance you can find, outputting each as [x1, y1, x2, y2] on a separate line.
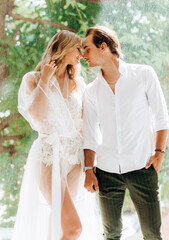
[85, 26, 123, 58]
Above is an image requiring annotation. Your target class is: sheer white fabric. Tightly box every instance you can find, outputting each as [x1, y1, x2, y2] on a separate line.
[12, 71, 100, 240]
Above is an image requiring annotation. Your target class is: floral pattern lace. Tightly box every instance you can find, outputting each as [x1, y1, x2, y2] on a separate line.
[39, 79, 85, 167]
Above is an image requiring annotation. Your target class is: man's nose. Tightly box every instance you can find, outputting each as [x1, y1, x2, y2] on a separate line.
[83, 53, 87, 60]
[78, 51, 83, 58]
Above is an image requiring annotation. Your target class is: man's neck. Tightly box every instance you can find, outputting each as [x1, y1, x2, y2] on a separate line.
[101, 57, 120, 83]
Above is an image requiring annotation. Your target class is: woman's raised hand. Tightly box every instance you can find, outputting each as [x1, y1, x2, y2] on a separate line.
[41, 59, 57, 84]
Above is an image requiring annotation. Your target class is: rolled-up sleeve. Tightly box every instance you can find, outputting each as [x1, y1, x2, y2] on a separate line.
[83, 89, 101, 152]
[145, 66, 169, 131]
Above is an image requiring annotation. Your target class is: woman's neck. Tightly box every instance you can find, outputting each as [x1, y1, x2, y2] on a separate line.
[56, 65, 67, 81]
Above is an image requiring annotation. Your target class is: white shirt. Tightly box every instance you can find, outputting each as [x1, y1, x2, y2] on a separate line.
[83, 60, 169, 174]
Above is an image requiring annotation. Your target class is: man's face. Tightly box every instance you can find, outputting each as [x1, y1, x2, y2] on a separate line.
[83, 34, 101, 68]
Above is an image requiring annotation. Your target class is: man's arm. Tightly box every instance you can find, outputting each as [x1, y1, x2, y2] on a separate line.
[145, 66, 169, 132]
[83, 89, 101, 193]
[84, 149, 99, 193]
[146, 129, 168, 173]
[144, 66, 169, 173]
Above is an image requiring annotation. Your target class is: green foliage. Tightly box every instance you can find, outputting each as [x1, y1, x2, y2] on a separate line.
[0, 133, 37, 227]
[0, 0, 169, 227]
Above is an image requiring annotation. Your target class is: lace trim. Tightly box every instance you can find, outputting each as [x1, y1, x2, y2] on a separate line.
[39, 136, 83, 167]
[39, 138, 54, 166]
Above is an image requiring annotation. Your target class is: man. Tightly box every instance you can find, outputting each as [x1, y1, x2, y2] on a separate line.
[83, 26, 169, 240]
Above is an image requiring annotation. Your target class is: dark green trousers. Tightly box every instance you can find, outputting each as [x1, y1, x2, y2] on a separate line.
[96, 166, 162, 240]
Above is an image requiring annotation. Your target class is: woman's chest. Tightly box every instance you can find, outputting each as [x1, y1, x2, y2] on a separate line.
[66, 91, 83, 119]
[48, 89, 83, 119]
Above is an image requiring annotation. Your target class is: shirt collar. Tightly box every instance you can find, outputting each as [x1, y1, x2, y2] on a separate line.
[119, 59, 127, 76]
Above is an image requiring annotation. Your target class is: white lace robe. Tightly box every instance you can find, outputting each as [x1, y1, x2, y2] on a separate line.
[12, 72, 99, 240]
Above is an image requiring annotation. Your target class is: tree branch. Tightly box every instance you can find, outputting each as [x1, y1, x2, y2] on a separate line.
[74, 0, 86, 32]
[0, 112, 25, 156]
[0, 135, 25, 141]
[0, 144, 17, 156]
[9, 12, 78, 33]
[0, 113, 22, 131]
[0, 0, 10, 85]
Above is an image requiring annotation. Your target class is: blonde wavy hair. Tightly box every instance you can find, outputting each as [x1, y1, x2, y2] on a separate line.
[35, 30, 81, 89]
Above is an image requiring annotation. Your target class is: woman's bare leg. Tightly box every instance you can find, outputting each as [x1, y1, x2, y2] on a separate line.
[39, 162, 52, 240]
[61, 187, 82, 240]
[67, 164, 81, 200]
[39, 162, 52, 205]
[39, 163, 82, 240]
[61, 164, 82, 240]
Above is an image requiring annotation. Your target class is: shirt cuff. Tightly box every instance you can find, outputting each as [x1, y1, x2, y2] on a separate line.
[154, 119, 169, 131]
[83, 140, 98, 152]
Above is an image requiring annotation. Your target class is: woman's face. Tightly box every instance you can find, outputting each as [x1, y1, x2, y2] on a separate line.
[63, 41, 82, 66]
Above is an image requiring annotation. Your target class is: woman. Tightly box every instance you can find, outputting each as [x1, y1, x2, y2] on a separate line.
[12, 30, 86, 240]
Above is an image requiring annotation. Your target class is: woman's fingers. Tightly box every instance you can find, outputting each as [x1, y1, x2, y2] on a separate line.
[44, 60, 56, 71]
[54, 65, 58, 70]
[41, 59, 57, 83]
[46, 58, 51, 64]
[46, 59, 55, 66]
[49, 60, 57, 69]
[50, 60, 55, 65]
